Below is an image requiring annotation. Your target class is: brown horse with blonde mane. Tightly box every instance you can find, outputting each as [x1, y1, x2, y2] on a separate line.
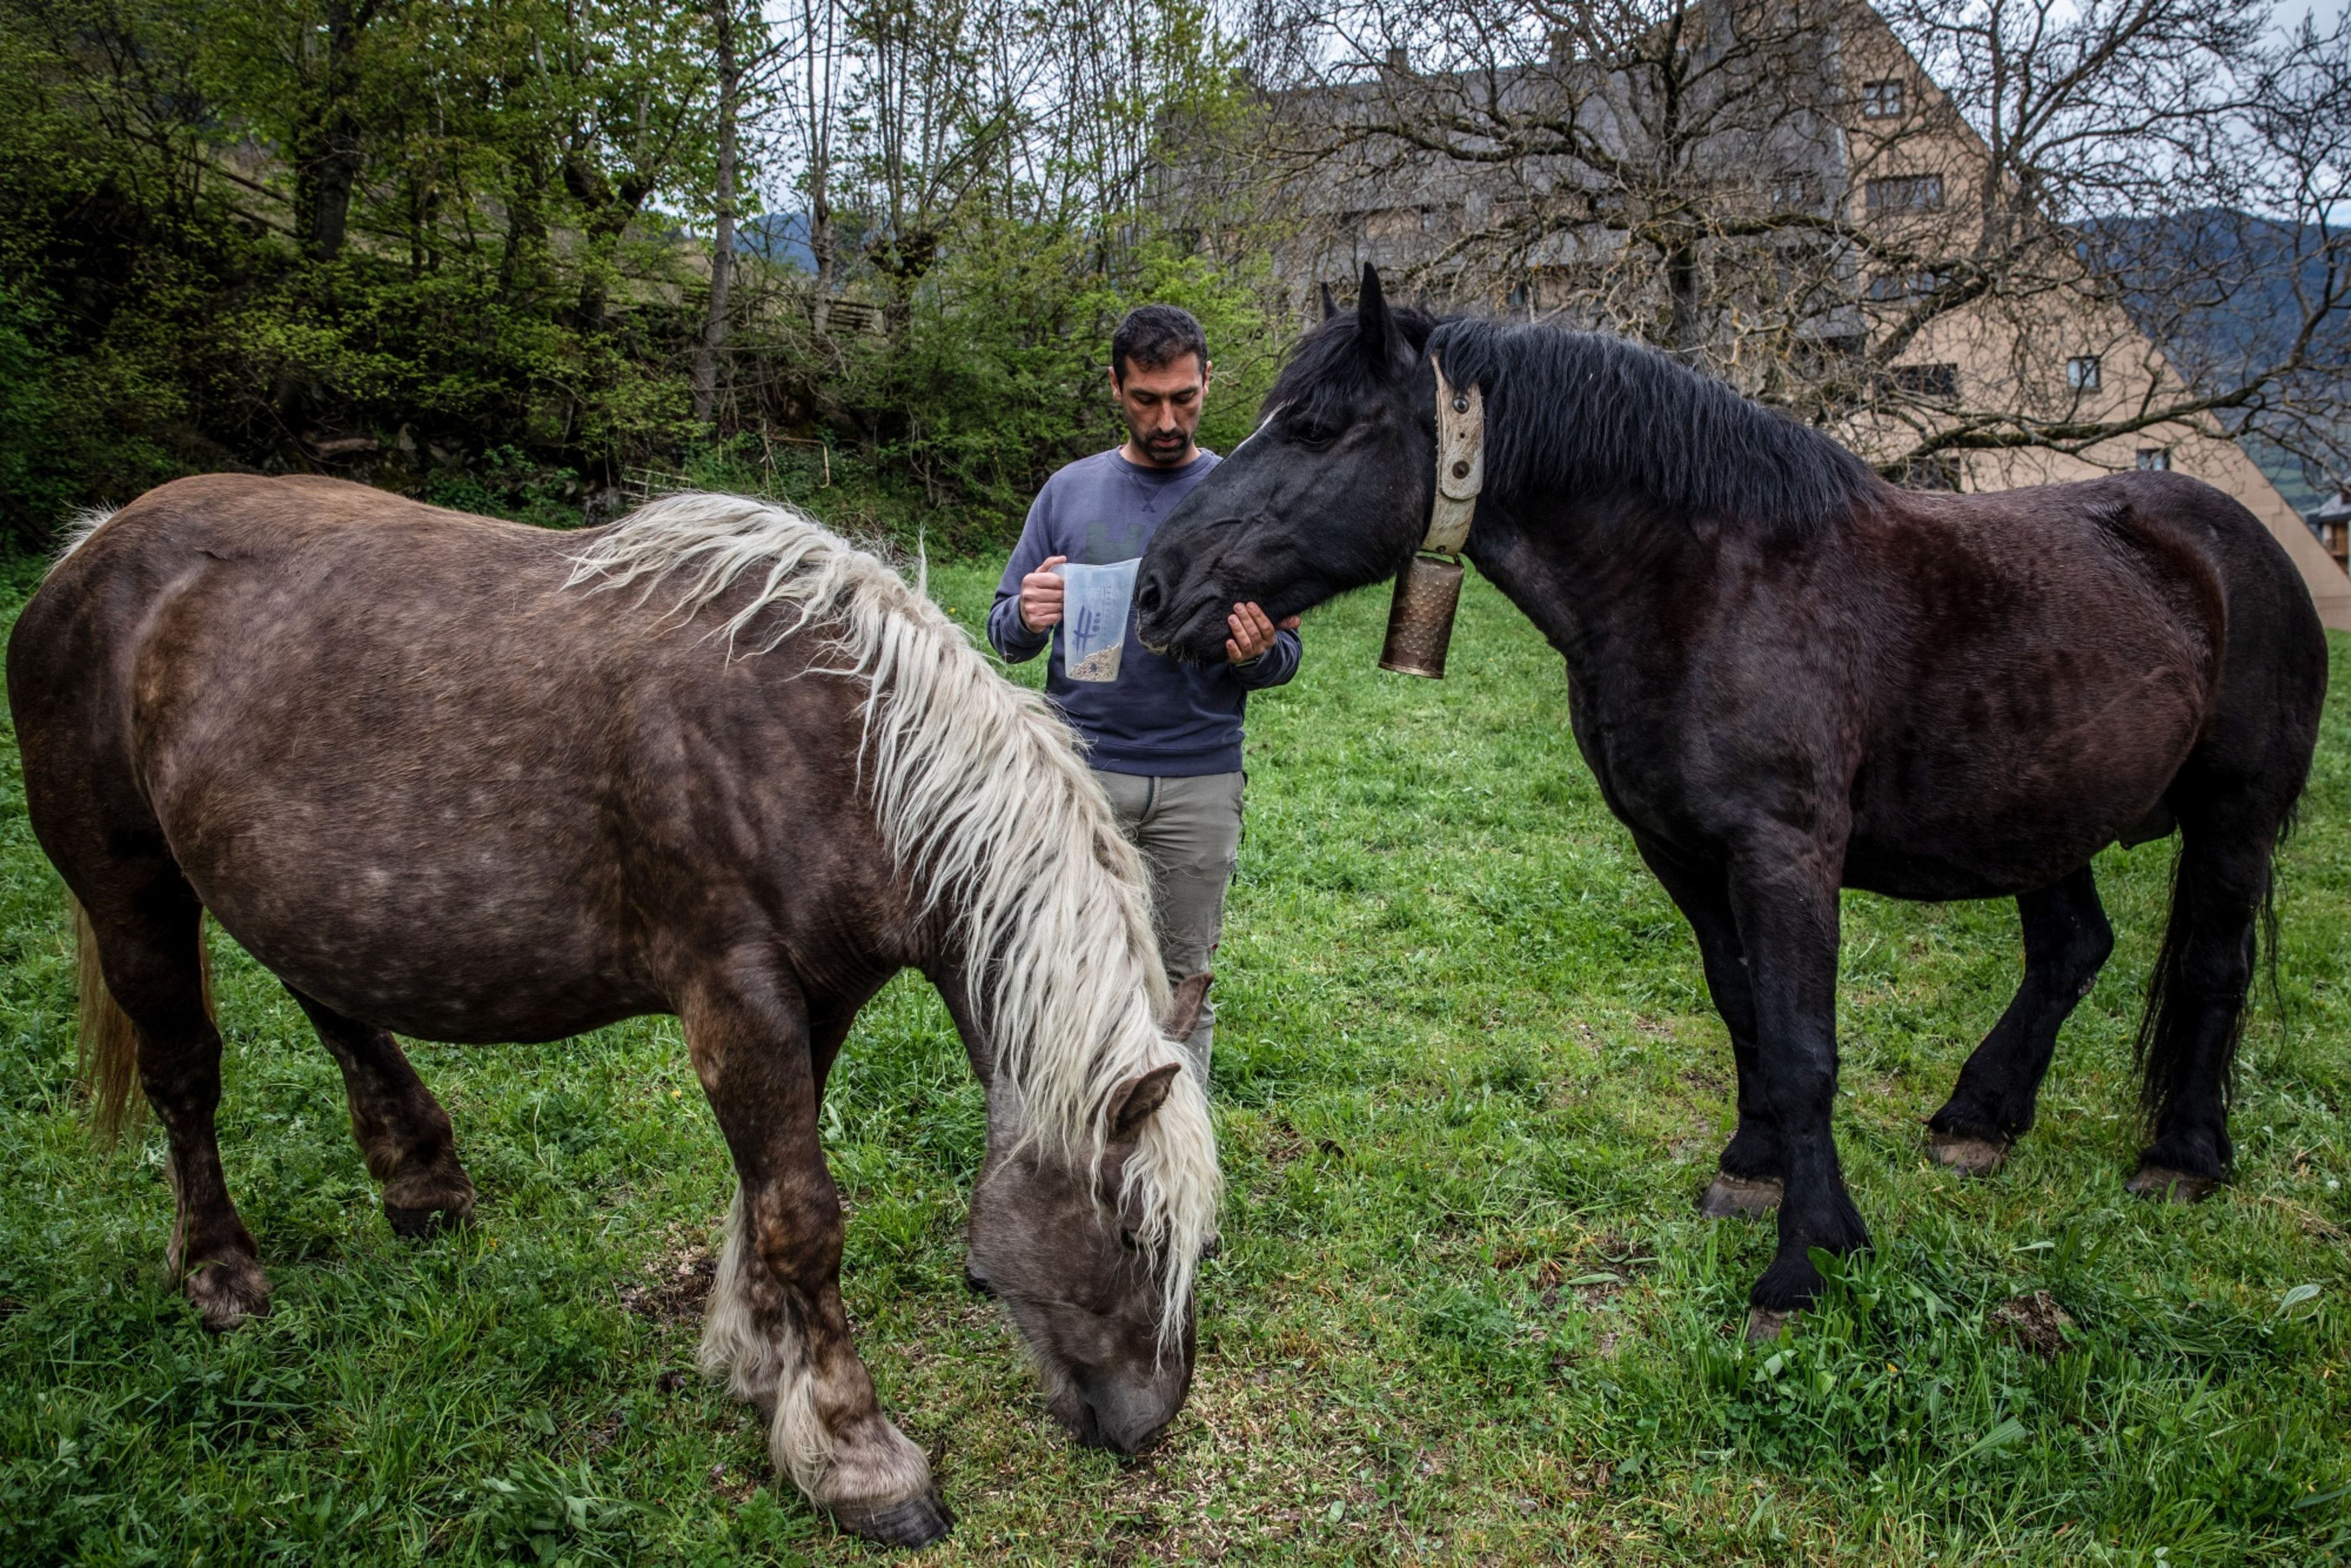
[8, 474, 1220, 1549]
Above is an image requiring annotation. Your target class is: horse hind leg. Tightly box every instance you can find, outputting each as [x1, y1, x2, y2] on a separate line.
[1927, 866, 2113, 1177]
[2127, 806, 2279, 1202]
[78, 881, 271, 1331]
[288, 990, 475, 1236]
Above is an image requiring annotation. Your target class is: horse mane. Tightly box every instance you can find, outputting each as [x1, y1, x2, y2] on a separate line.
[51, 507, 119, 565]
[564, 493, 1218, 1338]
[1426, 320, 1884, 537]
[1270, 310, 1882, 540]
[1265, 302, 1441, 437]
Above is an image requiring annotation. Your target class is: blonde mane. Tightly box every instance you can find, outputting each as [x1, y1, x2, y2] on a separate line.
[565, 493, 1218, 1335]
[51, 507, 118, 566]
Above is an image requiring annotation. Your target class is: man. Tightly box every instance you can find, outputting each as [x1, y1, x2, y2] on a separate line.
[988, 305, 1301, 1081]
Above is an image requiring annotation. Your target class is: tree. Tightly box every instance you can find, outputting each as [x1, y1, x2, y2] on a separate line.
[0, 0, 1281, 544]
[693, 0, 751, 423]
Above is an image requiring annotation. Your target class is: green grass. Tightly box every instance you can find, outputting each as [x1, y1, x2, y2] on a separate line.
[2, 554, 2347, 1564]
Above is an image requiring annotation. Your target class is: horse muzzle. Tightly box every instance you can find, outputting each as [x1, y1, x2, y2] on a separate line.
[1132, 569, 1232, 664]
[1055, 1377, 1182, 1456]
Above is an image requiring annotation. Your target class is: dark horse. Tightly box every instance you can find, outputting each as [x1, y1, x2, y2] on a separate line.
[1137, 267, 2326, 1335]
[9, 476, 1221, 1546]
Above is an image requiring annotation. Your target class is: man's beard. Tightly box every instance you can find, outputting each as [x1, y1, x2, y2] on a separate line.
[1135, 427, 1190, 463]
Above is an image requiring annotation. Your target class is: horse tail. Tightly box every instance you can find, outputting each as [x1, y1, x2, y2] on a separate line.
[74, 896, 213, 1146]
[2260, 798, 2296, 1019]
[74, 895, 141, 1145]
[2132, 798, 2295, 1125]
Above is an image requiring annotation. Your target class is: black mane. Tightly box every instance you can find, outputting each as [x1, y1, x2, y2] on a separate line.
[1263, 303, 1441, 435]
[1270, 312, 1883, 538]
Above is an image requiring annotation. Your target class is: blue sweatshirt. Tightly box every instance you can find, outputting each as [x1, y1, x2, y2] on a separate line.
[989, 447, 1302, 777]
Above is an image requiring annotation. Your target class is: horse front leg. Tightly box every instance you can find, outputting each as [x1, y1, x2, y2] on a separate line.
[684, 966, 949, 1549]
[1634, 837, 1782, 1218]
[1726, 845, 1868, 1339]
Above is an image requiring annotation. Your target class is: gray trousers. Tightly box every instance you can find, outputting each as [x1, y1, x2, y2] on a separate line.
[1094, 769, 1243, 1082]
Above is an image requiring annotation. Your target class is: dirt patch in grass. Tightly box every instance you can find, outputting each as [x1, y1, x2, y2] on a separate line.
[707, 1461, 759, 1504]
[1989, 1290, 2075, 1358]
[620, 1232, 716, 1326]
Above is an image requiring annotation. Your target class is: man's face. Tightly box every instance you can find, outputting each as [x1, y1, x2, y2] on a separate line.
[1114, 353, 1211, 467]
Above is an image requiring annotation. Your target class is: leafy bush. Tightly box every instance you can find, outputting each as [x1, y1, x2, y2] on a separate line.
[0, 0, 1285, 551]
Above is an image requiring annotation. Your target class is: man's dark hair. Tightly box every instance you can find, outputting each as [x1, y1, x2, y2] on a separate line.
[1111, 305, 1209, 383]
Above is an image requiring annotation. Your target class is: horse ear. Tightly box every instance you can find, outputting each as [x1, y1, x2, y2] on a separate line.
[1320, 282, 1338, 322]
[1163, 971, 1211, 1043]
[1107, 1062, 1184, 1140]
[1357, 263, 1391, 366]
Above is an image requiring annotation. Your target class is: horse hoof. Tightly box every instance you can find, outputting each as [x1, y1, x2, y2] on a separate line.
[384, 1199, 474, 1239]
[185, 1256, 272, 1333]
[831, 1492, 954, 1550]
[2126, 1164, 2219, 1203]
[1928, 1135, 2009, 1178]
[1699, 1173, 1783, 1218]
[1745, 1307, 1798, 1343]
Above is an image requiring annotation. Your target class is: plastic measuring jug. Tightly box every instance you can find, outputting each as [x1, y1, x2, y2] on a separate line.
[1054, 558, 1140, 683]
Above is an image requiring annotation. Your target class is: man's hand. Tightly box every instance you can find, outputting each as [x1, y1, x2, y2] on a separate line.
[1018, 556, 1067, 633]
[1225, 602, 1301, 664]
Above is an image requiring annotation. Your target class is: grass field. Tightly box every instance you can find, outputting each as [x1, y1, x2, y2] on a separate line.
[2, 550, 2347, 1565]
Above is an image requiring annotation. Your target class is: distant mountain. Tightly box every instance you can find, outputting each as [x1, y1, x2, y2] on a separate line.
[2095, 209, 2351, 513]
[737, 212, 816, 270]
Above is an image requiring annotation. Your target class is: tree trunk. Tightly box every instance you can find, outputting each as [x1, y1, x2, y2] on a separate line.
[800, 0, 840, 339]
[294, 0, 379, 262]
[809, 182, 834, 338]
[499, 145, 550, 307]
[692, 0, 741, 424]
[562, 151, 654, 333]
[1666, 236, 1702, 355]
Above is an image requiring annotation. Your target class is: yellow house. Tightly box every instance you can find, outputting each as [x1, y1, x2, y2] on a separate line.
[1835, 15, 2351, 628]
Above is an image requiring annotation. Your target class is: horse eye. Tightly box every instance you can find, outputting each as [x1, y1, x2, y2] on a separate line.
[1118, 1227, 1140, 1252]
[1288, 418, 1338, 446]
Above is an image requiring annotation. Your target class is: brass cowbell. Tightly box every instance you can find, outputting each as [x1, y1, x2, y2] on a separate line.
[1378, 359, 1483, 679]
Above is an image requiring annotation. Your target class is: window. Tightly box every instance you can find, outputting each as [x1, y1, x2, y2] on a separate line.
[1878, 362, 1960, 399]
[1794, 333, 1867, 376]
[1866, 268, 1949, 300]
[1862, 79, 1905, 119]
[2066, 355, 2102, 392]
[1866, 175, 1945, 213]
[2136, 447, 2170, 471]
[1770, 170, 1820, 211]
